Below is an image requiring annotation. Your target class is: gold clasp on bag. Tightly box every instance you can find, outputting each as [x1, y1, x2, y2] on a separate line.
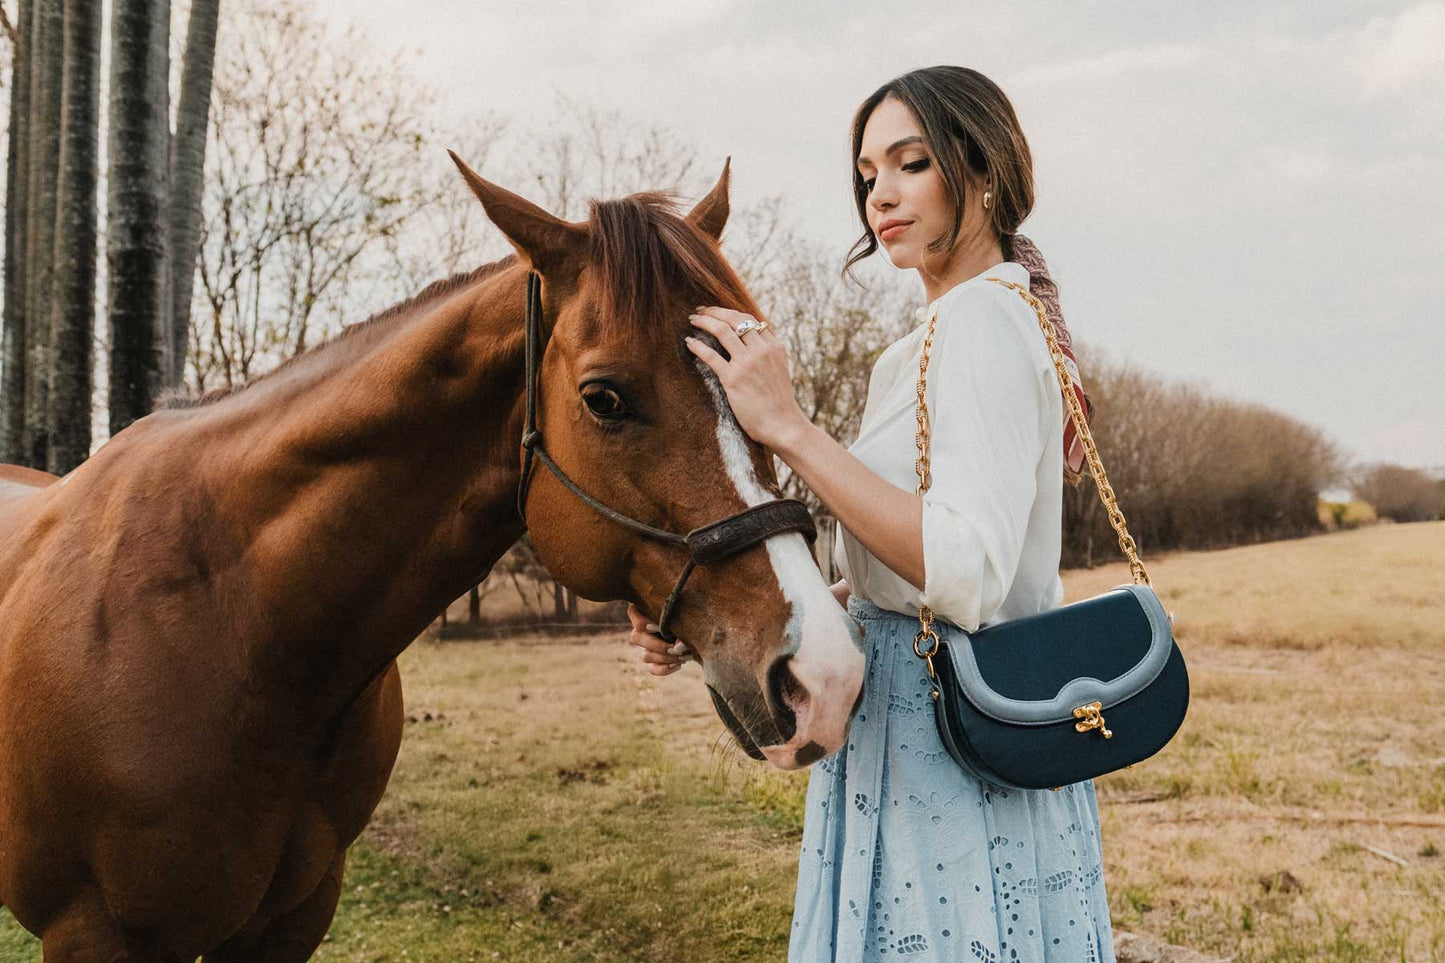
[913, 606, 941, 700]
[1073, 701, 1113, 739]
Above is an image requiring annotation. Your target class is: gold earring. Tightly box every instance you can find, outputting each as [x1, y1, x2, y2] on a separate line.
[983, 190, 993, 211]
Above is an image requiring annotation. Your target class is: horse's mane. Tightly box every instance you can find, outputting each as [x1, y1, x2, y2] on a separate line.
[159, 190, 756, 410]
[586, 190, 762, 345]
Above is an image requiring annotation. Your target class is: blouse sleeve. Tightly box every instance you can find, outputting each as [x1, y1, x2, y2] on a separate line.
[919, 287, 1050, 631]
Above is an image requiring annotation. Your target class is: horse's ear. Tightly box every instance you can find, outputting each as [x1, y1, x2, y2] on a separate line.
[447, 150, 586, 273]
[686, 157, 731, 242]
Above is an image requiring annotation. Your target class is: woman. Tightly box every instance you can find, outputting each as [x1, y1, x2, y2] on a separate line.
[629, 65, 1115, 962]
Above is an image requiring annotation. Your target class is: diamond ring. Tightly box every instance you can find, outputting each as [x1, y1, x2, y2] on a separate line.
[734, 319, 769, 338]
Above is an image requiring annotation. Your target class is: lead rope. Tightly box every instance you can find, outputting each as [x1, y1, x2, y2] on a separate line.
[912, 278, 1155, 696]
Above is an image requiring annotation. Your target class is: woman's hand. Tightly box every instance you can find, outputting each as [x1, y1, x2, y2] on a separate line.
[684, 307, 809, 451]
[626, 602, 693, 676]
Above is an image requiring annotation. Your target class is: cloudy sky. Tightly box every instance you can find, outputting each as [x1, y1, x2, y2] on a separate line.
[318, 0, 1444, 476]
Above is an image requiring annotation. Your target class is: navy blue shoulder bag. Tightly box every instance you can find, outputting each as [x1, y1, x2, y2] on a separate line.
[910, 278, 1190, 791]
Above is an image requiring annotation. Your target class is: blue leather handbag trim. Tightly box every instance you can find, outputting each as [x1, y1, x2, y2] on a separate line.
[940, 583, 1173, 726]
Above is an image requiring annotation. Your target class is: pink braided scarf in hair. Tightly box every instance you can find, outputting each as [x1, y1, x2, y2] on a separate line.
[1004, 233, 1092, 489]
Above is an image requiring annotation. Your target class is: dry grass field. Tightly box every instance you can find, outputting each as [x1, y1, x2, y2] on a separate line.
[1070, 520, 1445, 960]
[2, 520, 1442, 961]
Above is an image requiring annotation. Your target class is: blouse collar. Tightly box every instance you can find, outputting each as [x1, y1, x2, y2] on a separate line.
[912, 260, 1031, 324]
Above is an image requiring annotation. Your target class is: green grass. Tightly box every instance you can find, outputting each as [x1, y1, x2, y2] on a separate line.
[0, 916, 39, 962]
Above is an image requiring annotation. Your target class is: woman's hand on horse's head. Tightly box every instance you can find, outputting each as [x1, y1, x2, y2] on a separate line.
[685, 307, 809, 452]
[627, 602, 692, 676]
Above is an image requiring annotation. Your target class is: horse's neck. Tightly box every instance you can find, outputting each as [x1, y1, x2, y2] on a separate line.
[212, 264, 534, 726]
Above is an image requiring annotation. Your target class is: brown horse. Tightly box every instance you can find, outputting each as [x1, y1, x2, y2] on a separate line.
[0, 157, 864, 960]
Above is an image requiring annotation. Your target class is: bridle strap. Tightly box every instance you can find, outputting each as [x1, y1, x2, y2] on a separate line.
[517, 270, 543, 522]
[528, 444, 688, 547]
[514, 269, 816, 642]
[685, 499, 815, 566]
[657, 499, 816, 641]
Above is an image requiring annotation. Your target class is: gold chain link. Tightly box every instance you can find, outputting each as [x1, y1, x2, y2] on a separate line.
[910, 277, 1153, 678]
[913, 305, 939, 497]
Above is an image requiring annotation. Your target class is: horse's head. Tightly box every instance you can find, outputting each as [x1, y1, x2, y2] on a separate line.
[449, 153, 864, 770]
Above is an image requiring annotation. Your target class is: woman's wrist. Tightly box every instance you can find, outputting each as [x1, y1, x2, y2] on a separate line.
[769, 414, 822, 463]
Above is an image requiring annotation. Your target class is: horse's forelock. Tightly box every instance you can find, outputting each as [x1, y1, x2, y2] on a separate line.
[587, 193, 760, 345]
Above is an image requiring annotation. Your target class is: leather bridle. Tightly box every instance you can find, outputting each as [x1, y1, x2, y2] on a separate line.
[516, 270, 817, 643]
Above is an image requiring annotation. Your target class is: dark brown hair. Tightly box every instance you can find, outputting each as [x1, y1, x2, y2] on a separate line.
[845, 66, 1034, 280]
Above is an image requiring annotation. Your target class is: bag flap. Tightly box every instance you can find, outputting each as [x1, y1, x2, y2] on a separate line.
[940, 583, 1174, 726]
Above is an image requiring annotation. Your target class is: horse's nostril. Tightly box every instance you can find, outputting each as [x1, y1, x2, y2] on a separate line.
[781, 669, 806, 707]
[766, 655, 805, 742]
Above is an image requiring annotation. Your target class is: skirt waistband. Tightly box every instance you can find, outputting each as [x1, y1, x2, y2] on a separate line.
[846, 596, 916, 622]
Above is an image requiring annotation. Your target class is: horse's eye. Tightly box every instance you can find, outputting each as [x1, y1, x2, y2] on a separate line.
[582, 386, 629, 421]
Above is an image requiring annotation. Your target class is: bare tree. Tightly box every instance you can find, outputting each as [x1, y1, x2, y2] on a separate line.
[43, 0, 100, 473]
[189, 0, 440, 390]
[390, 95, 703, 310]
[163, 0, 218, 388]
[523, 92, 701, 220]
[467, 583, 482, 626]
[366, 113, 509, 295]
[0, 2, 19, 51]
[106, 0, 170, 436]
[1352, 462, 1444, 523]
[1060, 348, 1346, 565]
[21, 0, 61, 467]
[2, 0, 30, 462]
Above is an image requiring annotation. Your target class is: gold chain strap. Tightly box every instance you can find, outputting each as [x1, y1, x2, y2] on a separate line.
[912, 305, 943, 690]
[911, 276, 1153, 684]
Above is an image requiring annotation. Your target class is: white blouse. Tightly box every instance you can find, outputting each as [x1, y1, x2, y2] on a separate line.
[833, 260, 1067, 632]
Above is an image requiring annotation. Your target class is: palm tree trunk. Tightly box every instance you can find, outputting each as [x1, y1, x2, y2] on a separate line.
[106, 0, 170, 435]
[164, 0, 219, 390]
[2, 0, 33, 463]
[22, 0, 63, 468]
[44, 0, 102, 473]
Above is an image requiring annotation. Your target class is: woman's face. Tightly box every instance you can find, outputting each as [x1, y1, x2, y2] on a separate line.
[856, 95, 986, 272]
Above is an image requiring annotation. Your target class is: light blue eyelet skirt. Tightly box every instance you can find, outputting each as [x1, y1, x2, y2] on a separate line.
[788, 597, 1116, 962]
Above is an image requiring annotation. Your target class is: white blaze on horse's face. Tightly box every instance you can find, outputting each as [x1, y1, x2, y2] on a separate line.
[699, 375, 866, 770]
